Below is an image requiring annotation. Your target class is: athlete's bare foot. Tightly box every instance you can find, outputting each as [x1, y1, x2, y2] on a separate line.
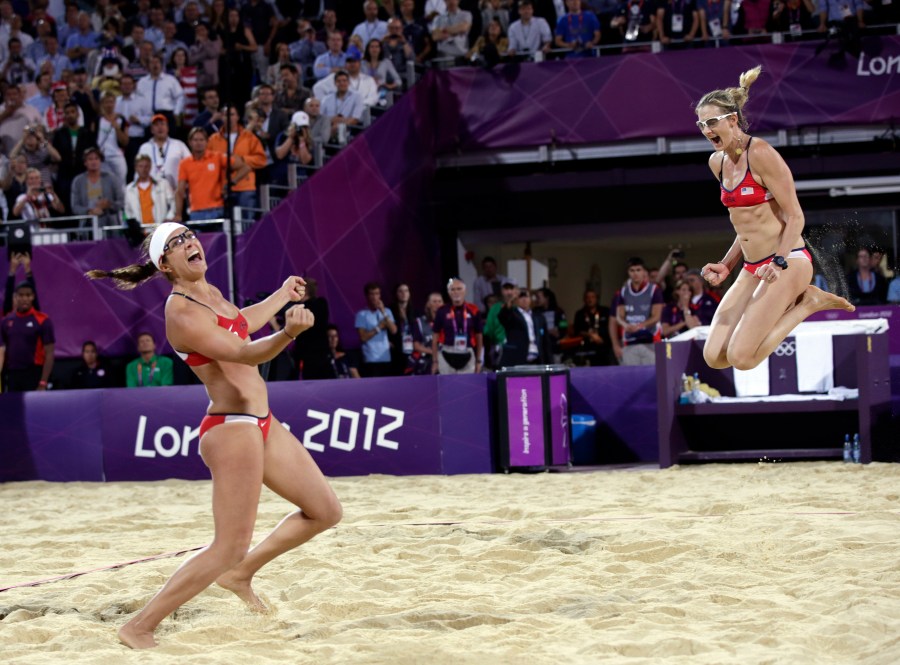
[118, 622, 158, 649]
[216, 572, 269, 613]
[802, 285, 856, 313]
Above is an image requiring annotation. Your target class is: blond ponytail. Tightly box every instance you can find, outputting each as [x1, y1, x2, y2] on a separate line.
[696, 65, 763, 131]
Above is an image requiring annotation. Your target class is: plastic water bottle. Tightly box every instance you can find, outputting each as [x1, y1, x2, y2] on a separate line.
[852, 433, 861, 464]
[691, 372, 702, 404]
[843, 434, 852, 463]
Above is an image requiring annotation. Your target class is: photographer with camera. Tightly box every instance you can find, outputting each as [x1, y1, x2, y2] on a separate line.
[9, 123, 61, 188]
[11, 168, 64, 223]
[274, 111, 314, 170]
[2, 37, 36, 85]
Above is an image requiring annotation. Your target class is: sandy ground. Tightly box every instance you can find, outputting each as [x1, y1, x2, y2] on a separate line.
[2, 462, 900, 664]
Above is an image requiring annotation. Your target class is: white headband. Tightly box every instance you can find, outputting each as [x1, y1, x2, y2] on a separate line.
[149, 222, 188, 269]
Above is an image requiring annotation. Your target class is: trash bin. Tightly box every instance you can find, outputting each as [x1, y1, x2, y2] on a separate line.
[571, 414, 598, 465]
[496, 364, 571, 472]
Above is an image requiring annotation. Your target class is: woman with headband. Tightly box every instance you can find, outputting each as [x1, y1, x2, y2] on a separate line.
[695, 65, 853, 371]
[87, 222, 342, 649]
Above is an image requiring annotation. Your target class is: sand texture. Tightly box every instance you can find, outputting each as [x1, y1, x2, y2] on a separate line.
[2, 462, 900, 664]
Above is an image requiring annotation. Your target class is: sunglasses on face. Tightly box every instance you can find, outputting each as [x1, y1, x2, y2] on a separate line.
[696, 112, 735, 131]
[163, 230, 198, 254]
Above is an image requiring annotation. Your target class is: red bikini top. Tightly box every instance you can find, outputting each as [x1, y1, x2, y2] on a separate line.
[169, 292, 249, 366]
[719, 138, 774, 208]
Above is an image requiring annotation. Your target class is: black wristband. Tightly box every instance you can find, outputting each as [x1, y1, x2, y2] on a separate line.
[772, 256, 789, 270]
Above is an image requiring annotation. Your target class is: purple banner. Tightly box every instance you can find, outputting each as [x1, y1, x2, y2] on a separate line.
[436, 36, 900, 150]
[548, 373, 570, 466]
[2, 373, 493, 482]
[505, 375, 546, 468]
[0, 233, 230, 358]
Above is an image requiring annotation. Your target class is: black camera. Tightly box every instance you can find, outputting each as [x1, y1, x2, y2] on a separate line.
[672, 249, 685, 259]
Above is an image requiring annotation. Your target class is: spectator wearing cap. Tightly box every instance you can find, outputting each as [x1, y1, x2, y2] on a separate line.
[36, 35, 72, 81]
[115, 73, 152, 180]
[471, 256, 508, 310]
[352, 1, 389, 49]
[45, 82, 84, 132]
[272, 110, 313, 183]
[51, 101, 95, 214]
[431, 278, 483, 375]
[320, 70, 366, 140]
[313, 45, 379, 107]
[313, 31, 347, 80]
[136, 53, 185, 128]
[175, 126, 244, 222]
[507, 0, 553, 58]
[0, 85, 43, 155]
[124, 153, 176, 226]
[137, 113, 191, 190]
[207, 105, 267, 213]
[274, 63, 312, 116]
[70, 146, 124, 227]
[432, 0, 473, 60]
[0, 280, 55, 392]
[64, 11, 100, 69]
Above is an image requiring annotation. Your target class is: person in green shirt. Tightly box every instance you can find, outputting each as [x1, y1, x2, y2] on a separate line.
[482, 278, 518, 369]
[125, 332, 174, 387]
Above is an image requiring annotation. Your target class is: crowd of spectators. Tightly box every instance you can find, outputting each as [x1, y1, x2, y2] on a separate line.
[2, 241, 899, 391]
[0, 0, 896, 231]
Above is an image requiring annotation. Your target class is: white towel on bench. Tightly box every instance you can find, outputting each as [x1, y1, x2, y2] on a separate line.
[796, 331, 834, 393]
[733, 359, 770, 397]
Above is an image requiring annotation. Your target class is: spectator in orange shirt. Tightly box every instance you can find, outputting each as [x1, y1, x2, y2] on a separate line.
[174, 127, 244, 222]
[207, 105, 267, 214]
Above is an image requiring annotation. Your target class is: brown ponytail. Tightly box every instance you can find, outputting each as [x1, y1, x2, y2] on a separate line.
[84, 234, 166, 290]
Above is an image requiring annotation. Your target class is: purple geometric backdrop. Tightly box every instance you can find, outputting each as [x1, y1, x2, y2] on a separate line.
[5, 40, 896, 356]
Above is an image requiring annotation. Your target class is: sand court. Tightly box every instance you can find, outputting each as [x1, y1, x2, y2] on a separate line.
[2, 463, 900, 664]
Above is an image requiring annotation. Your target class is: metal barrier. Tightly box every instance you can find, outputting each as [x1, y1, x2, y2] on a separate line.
[260, 184, 294, 211]
[0, 215, 100, 246]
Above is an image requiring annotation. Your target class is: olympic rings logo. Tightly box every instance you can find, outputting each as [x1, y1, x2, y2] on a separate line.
[774, 341, 795, 357]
